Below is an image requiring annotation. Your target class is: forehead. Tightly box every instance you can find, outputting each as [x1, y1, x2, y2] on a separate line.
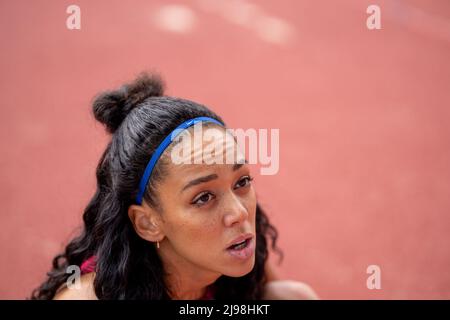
[163, 124, 246, 175]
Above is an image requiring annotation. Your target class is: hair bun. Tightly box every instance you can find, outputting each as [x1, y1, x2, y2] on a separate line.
[93, 72, 165, 133]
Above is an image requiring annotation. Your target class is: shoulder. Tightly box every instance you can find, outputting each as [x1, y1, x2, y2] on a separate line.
[262, 280, 319, 300]
[263, 261, 318, 299]
[53, 272, 98, 300]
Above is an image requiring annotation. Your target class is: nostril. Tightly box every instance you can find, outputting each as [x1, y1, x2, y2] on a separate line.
[222, 195, 248, 226]
[224, 210, 248, 227]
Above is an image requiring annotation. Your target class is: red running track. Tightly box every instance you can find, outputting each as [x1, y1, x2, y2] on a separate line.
[0, 0, 450, 299]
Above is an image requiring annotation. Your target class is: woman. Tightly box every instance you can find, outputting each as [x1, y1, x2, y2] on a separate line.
[31, 73, 317, 300]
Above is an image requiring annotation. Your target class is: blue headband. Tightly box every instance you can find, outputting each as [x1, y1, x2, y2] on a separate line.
[136, 116, 224, 204]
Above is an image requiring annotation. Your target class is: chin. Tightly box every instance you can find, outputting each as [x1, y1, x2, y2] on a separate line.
[222, 256, 256, 277]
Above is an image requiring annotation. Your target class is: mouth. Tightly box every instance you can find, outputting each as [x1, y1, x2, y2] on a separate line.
[226, 234, 255, 260]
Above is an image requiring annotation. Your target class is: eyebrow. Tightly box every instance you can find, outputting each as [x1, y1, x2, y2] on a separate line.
[181, 161, 247, 192]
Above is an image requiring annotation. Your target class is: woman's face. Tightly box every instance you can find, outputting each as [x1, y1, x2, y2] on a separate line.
[155, 125, 257, 278]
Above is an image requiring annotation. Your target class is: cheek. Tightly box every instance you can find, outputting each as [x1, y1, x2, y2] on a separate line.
[161, 187, 257, 256]
[244, 188, 257, 222]
[165, 208, 223, 249]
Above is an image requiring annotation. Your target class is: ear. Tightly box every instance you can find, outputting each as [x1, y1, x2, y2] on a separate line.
[128, 203, 164, 242]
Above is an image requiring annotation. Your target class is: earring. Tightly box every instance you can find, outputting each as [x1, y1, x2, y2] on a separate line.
[156, 241, 160, 249]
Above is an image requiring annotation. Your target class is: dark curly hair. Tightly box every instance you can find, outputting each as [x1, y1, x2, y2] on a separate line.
[31, 72, 282, 300]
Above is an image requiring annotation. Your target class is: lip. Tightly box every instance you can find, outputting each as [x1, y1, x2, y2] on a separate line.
[226, 233, 254, 249]
[226, 237, 255, 260]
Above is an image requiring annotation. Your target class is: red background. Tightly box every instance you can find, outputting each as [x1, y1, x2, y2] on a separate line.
[1, 0, 449, 299]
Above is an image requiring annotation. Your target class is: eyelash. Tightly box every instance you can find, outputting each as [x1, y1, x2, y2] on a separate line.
[191, 175, 254, 207]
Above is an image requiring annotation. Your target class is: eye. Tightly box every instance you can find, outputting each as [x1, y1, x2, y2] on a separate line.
[191, 192, 215, 207]
[234, 175, 253, 189]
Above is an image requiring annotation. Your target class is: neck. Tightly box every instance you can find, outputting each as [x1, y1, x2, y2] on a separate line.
[158, 243, 220, 300]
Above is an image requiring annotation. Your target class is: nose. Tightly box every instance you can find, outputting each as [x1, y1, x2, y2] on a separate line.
[223, 192, 249, 227]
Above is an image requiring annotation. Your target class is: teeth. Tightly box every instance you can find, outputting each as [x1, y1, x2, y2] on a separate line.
[230, 239, 247, 250]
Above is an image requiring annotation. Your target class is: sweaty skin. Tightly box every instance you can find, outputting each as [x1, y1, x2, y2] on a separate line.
[54, 125, 318, 300]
